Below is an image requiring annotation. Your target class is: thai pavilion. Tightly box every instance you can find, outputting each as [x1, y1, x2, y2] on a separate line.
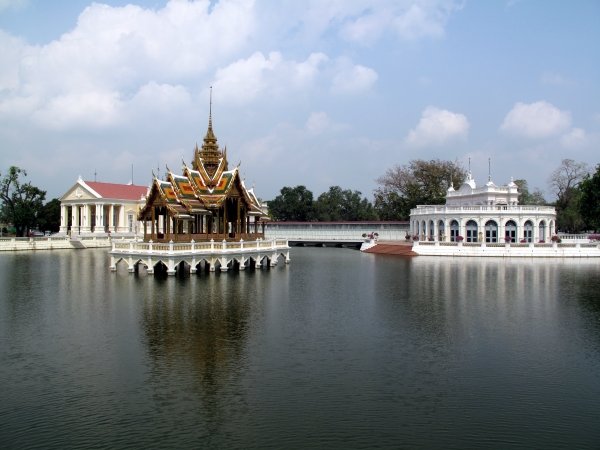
[410, 172, 556, 244]
[137, 112, 269, 242]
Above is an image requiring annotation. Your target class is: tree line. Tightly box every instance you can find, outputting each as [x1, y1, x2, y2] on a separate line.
[2, 159, 598, 236]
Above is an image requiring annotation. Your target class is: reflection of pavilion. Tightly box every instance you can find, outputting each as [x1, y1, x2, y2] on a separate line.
[410, 172, 556, 243]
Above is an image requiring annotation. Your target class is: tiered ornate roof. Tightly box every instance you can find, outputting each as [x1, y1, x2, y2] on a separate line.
[138, 109, 267, 221]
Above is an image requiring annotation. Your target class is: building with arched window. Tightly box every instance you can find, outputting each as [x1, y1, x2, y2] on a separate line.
[410, 172, 556, 244]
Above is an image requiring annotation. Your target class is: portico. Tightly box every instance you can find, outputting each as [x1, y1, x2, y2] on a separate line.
[59, 178, 148, 236]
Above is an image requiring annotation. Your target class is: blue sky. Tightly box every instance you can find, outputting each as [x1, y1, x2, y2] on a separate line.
[0, 0, 598, 202]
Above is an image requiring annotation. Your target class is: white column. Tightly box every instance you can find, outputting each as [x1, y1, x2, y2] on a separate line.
[110, 204, 116, 232]
[72, 205, 79, 235]
[60, 204, 68, 234]
[94, 203, 103, 234]
[118, 204, 126, 233]
[80, 204, 91, 233]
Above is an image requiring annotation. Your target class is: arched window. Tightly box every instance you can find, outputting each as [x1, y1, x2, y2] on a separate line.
[466, 220, 478, 242]
[421, 220, 426, 239]
[450, 220, 459, 242]
[524, 220, 533, 243]
[539, 220, 547, 242]
[505, 220, 517, 242]
[485, 220, 498, 243]
[438, 220, 445, 241]
[429, 220, 435, 241]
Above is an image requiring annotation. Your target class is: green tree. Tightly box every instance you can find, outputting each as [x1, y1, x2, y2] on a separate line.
[579, 164, 600, 232]
[548, 159, 590, 233]
[514, 179, 547, 205]
[0, 166, 47, 236]
[314, 186, 378, 221]
[37, 198, 62, 233]
[267, 185, 314, 221]
[374, 159, 466, 220]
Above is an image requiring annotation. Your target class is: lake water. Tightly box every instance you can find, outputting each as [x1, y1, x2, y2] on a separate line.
[1, 247, 600, 449]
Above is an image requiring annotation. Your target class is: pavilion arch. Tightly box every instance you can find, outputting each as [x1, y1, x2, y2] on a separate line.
[450, 220, 459, 242]
[538, 220, 547, 242]
[259, 255, 271, 268]
[428, 220, 435, 241]
[133, 259, 150, 275]
[195, 259, 211, 274]
[485, 220, 498, 243]
[421, 220, 426, 239]
[153, 261, 168, 277]
[523, 220, 534, 243]
[504, 220, 517, 242]
[465, 220, 478, 242]
[114, 257, 129, 272]
[175, 261, 191, 277]
[437, 220, 445, 241]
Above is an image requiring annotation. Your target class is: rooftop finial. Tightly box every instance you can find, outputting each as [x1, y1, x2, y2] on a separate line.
[488, 157, 491, 182]
[209, 85, 213, 129]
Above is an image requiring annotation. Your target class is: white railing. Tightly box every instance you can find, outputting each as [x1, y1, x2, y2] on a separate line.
[112, 238, 288, 254]
[411, 205, 555, 215]
[265, 223, 409, 242]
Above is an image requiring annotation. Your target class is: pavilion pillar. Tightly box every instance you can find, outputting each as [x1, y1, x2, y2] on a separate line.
[94, 203, 104, 234]
[237, 199, 241, 234]
[118, 204, 126, 234]
[151, 207, 155, 240]
[109, 204, 115, 233]
[72, 205, 79, 235]
[80, 204, 91, 234]
[60, 204, 69, 234]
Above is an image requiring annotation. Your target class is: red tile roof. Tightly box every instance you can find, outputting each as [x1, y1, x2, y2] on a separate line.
[85, 181, 148, 201]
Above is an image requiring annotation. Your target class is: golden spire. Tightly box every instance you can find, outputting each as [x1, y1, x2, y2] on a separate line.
[194, 86, 226, 175]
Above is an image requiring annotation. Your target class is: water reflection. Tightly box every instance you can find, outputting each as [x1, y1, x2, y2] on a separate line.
[1, 248, 599, 448]
[138, 271, 263, 439]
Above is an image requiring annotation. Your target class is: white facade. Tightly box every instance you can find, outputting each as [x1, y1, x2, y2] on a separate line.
[59, 177, 148, 236]
[410, 174, 556, 244]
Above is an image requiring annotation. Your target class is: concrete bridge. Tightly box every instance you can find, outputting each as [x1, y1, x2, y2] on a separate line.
[264, 221, 410, 248]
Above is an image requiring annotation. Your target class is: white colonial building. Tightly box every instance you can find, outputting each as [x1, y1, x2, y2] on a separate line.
[60, 177, 148, 236]
[410, 173, 556, 243]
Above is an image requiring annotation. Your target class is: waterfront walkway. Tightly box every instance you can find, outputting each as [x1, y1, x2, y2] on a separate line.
[361, 240, 417, 256]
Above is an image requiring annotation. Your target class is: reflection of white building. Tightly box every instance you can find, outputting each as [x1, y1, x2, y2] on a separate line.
[60, 177, 148, 236]
[410, 173, 556, 243]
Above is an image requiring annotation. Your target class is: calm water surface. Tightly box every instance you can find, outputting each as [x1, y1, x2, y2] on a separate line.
[1, 247, 599, 449]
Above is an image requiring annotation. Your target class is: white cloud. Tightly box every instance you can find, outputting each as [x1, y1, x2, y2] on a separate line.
[500, 101, 571, 138]
[306, 112, 331, 135]
[212, 51, 281, 104]
[340, 10, 391, 45]
[307, 0, 463, 44]
[0, 0, 256, 127]
[393, 3, 447, 40]
[32, 91, 123, 130]
[560, 128, 587, 148]
[331, 61, 378, 93]
[406, 106, 469, 147]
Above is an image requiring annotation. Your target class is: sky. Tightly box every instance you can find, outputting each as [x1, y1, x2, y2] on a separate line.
[0, 0, 599, 202]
